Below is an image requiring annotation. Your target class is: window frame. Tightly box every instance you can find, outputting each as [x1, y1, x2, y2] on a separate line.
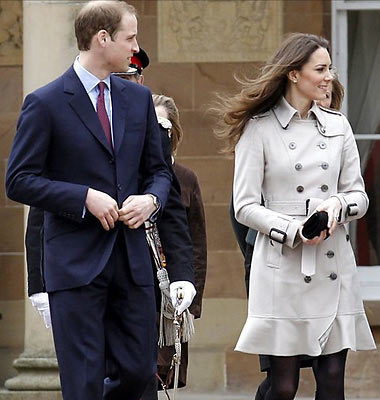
[332, 0, 380, 301]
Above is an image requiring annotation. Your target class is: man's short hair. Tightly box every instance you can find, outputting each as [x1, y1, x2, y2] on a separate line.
[75, 1, 136, 51]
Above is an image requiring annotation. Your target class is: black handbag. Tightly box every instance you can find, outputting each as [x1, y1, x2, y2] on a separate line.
[302, 211, 329, 239]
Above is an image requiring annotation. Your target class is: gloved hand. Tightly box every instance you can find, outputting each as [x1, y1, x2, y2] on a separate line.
[169, 281, 196, 315]
[29, 292, 51, 328]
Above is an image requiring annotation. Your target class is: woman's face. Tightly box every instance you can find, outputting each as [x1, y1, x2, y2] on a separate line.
[292, 47, 333, 102]
[155, 105, 169, 120]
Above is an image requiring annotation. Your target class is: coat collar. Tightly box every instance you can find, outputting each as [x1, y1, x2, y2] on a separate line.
[273, 97, 326, 132]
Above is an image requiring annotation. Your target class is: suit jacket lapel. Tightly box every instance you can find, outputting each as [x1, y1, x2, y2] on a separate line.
[110, 75, 128, 155]
[64, 67, 113, 156]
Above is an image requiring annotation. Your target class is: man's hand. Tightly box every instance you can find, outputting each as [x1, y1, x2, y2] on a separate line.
[29, 292, 51, 328]
[118, 194, 157, 229]
[169, 281, 196, 315]
[85, 188, 119, 231]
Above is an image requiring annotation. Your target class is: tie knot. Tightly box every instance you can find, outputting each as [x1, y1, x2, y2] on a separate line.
[98, 81, 106, 95]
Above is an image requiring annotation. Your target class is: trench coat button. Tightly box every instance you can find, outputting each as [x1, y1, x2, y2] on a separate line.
[304, 275, 312, 283]
[117, 184, 122, 191]
[289, 142, 297, 150]
[346, 234, 350, 242]
[321, 162, 329, 170]
[296, 185, 304, 193]
[318, 142, 327, 149]
[326, 250, 335, 258]
[295, 163, 302, 171]
[329, 272, 337, 280]
[321, 184, 329, 192]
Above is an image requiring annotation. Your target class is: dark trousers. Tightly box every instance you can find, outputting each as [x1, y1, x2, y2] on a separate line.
[49, 232, 157, 400]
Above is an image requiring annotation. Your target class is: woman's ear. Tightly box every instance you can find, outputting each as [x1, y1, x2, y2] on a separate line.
[288, 70, 298, 84]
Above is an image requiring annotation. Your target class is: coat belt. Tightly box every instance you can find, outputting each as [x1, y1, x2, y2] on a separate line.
[265, 198, 324, 276]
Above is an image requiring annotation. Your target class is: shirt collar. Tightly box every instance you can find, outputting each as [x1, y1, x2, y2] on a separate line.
[73, 56, 111, 94]
[273, 97, 325, 129]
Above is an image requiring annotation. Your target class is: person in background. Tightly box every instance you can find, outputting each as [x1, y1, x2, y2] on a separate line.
[215, 32, 375, 400]
[152, 93, 207, 396]
[113, 47, 149, 85]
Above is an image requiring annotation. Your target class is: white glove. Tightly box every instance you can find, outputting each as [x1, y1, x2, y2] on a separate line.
[169, 281, 196, 315]
[29, 292, 51, 328]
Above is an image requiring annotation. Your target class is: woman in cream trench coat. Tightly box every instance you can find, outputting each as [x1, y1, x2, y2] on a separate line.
[234, 95, 375, 354]
[215, 33, 375, 400]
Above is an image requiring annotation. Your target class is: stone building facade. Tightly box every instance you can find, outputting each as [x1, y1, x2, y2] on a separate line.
[0, 0, 379, 398]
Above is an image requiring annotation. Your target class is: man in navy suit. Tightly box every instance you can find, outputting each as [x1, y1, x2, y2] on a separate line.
[6, 2, 195, 399]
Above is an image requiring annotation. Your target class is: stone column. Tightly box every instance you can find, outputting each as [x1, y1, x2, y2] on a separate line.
[1, 1, 82, 397]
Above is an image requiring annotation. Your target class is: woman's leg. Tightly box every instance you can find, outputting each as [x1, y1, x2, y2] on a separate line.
[264, 356, 300, 400]
[313, 349, 348, 400]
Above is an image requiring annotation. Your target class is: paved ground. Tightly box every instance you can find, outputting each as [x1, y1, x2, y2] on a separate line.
[158, 392, 380, 400]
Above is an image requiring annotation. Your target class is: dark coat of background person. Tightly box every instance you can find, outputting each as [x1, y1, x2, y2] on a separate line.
[157, 161, 207, 388]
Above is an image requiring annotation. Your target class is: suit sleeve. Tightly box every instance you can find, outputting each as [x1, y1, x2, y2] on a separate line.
[6, 93, 89, 222]
[234, 118, 302, 248]
[186, 171, 207, 319]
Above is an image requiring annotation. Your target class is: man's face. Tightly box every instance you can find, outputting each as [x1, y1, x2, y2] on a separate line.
[104, 12, 139, 73]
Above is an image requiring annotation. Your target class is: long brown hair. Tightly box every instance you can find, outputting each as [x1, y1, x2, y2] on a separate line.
[214, 33, 330, 153]
[152, 94, 183, 156]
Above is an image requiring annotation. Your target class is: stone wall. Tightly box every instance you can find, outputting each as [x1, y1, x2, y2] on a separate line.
[0, 0, 24, 386]
[1, 0, 379, 397]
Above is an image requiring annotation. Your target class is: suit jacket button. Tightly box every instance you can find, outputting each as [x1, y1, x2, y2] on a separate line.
[329, 272, 337, 280]
[117, 184, 122, 191]
[326, 250, 335, 258]
[295, 163, 302, 171]
[304, 275, 312, 283]
[296, 185, 304, 193]
[321, 184, 329, 192]
[109, 158, 115, 164]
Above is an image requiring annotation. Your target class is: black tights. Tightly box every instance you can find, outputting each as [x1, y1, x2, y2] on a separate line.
[313, 349, 348, 400]
[262, 350, 348, 400]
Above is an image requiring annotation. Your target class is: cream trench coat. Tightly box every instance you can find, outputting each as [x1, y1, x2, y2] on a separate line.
[234, 97, 376, 356]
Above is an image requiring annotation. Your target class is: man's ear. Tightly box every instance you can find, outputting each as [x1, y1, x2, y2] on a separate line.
[97, 30, 108, 47]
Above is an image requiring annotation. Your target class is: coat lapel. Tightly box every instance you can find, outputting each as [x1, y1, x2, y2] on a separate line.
[110, 75, 128, 155]
[64, 67, 113, 156]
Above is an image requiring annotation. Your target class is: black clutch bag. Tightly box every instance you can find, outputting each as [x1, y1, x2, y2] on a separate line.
[302, 211, 329, 239]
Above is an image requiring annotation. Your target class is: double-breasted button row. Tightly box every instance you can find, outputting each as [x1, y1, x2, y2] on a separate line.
[304, 272, 337, 283]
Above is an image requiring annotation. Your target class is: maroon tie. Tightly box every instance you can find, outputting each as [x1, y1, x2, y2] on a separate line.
[97, 82, 112, 146]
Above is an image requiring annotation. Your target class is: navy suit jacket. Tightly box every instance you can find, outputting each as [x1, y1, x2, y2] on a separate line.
[6, 66, 171, 292]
